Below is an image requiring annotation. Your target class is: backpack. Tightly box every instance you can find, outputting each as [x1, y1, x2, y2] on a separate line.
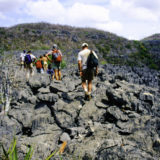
[25, 54, 32, 64]
[52, 50, 62, 62]
[87, 50, 98, 69]
[36, 60, 43, 69]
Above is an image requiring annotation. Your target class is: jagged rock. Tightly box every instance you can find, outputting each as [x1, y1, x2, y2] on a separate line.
[78, 101, 106, 126]
[95, 101, 108, 109]
[106, 87, 128, 107]
[28, 74, 50, 89]
[1, 64, 160, 159]
[8, 103, 35, 128]
[139, 91, 154, 106]
[53, 100, 81, 128]
[60, 132, 71, 142]
[106, 106, 129, 122]
[116, 120, 134, 135]
[50, 81, 68, 93]
[28, 95, 37, 104]
[153, 138, 160, 152]
[38, 87, 50, 94]
[37, 93, 58, 102]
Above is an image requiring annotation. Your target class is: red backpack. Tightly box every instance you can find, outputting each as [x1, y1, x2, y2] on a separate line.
[52, 50, 62, 62]
[36, 60, 43, 69]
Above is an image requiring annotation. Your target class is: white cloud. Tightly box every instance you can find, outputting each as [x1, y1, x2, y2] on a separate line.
[25, 1, 113, 30]
[95, 21, 123, 33]
[0, 0, 27, 12]
[109, 0, 158, 22]
[0, 12, 5, 19]
[132, 7, 158, 22]
[0, 0, 160, 40]
[66, 3, 109, 26]
[26, 0, 65, 22]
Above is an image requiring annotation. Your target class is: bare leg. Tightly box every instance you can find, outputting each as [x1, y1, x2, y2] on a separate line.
[82, 81, 88, 93]
[55, 69, 59, 80]
[88, 80, 92, 93]
[52, 74, 54, 80]
[88, 80, 92, 100]
[26, 68, 30, 80]
[58, 70, 61, 80]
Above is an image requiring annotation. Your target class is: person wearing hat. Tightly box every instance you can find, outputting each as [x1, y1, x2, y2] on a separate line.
[25, 50, 36, 80]
[77, 43, 98, 100]
[46, 44, 62, 80]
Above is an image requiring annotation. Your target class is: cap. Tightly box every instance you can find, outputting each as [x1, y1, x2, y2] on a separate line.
[52, 44, 57, 49]
[82, 43, 88, 48]
[27, 50, 31, 53]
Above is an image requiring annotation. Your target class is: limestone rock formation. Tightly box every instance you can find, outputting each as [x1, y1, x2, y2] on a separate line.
[0, 64, 160, 159]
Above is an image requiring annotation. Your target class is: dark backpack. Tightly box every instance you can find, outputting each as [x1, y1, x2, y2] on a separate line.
[25, 54, 32, 64]
[52, 50, 62, 62]
[87, 50, 98, 69]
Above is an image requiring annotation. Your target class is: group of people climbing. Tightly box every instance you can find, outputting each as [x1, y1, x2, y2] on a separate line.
[20, 43, 98, 101]
[20, 44, 62, 80]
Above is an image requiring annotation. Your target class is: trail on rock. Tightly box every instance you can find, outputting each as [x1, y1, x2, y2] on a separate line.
[0, 62, 160, 159]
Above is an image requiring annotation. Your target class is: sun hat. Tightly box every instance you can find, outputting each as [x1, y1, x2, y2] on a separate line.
[52, 44, 58, 49]
[82, 43, 88, 48]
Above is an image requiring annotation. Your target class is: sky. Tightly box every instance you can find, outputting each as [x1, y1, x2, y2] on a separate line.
[0, 0, 160, 40]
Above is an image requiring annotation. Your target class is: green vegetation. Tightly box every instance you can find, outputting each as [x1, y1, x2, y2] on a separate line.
[100, 60, 107, 65]
[125, 44, 131, 49]
[61, 60, 67, 69]
[0, 22, 159, 70]
[130, 41, 159, 69]
[0, 138, 82, 160]
[0, 137, 33, 160]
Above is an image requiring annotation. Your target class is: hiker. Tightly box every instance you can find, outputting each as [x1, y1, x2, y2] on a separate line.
[46, 44, 62, 80]
[42, 53, 49, 71]
[35, 55, 44, 73]
[77, 43, 98, 100]
[25, 50, 36, 80]
[20, 50, 26, 70]
[47, 64, 54, 80]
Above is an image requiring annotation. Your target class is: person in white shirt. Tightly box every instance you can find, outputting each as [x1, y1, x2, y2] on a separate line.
[20, 50, 26, 70]
[77, 43, 98, 100]
[25, 50, 36, 80]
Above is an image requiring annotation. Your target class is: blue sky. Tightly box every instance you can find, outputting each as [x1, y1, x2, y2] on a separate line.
[0, 0, 160, 40]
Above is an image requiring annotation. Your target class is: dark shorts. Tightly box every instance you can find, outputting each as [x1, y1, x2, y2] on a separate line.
[81, 68, 94, 82]
[37, 68, 42, 73]
[52, 62, 61, 70]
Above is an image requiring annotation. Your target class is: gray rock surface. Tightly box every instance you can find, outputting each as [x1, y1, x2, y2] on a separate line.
[0, 64, 160, 159]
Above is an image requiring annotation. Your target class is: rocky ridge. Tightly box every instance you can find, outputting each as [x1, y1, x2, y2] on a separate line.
[0, 63, 160, 159]
[1, 22, 160, 70]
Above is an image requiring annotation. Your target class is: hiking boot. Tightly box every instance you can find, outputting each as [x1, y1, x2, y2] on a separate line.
[84, 94, 92, 101]
[84, 91, 89, 100]
[88, 94, 92, 101]
[84, 93, 88, 100]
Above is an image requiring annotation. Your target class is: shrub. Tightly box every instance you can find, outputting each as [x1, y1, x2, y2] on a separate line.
[61, 60, 67, 69]
[100, 60, 107, 65]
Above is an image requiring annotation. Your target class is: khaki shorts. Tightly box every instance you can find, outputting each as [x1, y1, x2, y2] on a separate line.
[25, 63, 33, 70]
[43, 61, 48, 67]
[21, 61, 24, 65]
[81, 68, 94, 82]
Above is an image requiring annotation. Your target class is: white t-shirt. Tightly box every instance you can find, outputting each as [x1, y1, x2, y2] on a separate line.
[20, 53, 26, 61]
[30, 54, 36, 61]
[77, 48, 98, 70]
